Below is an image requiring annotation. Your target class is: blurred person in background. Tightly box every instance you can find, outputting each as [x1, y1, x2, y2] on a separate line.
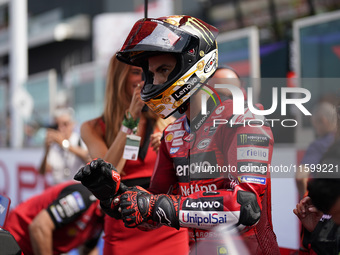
[3, 181, 104, 255]
[294, 176, 340, 254]
[39, 107, 90, 185]
[295, 102, 337, 199]
[294, 100, 340, 255]
[307, 178, 340, 224]
[294, 194, 339, 255]
[79, 54, 188, 255]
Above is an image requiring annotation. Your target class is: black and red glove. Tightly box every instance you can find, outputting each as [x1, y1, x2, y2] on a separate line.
[120, 186, 181, 229]
[74, 158, 121, 201]
[100, 194, 121, 219]
[99, 183, 129, 220]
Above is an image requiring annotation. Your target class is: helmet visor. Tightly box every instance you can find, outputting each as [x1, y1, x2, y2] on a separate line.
[119, 19, 193, 63]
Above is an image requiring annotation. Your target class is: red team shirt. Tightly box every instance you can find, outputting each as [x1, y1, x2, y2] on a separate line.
[4, 181, 104, 255]
[149, 99, 280, 255]
[102, 142, 189, 255]
[96, 117, 189, 255]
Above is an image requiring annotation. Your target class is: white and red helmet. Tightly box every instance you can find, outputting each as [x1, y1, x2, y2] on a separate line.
[117, 15, 219, 118]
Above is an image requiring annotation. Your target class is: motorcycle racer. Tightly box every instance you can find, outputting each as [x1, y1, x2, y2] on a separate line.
[75, 15, 280, 255]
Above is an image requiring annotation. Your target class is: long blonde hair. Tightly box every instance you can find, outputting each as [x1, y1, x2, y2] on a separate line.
[102, 55, 171, 147]
[103, 56, 131, 146]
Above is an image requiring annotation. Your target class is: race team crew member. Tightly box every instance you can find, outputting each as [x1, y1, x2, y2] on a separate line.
[75, 15, 280, 255]
[4, 181, 104, 255]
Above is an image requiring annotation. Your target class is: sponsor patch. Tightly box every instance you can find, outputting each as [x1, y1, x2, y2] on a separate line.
[204, 126, 218, 135]
[182, 197, 223, 211]
[204, 51, 217, 73]
[209, 126, 218, 135]
[217, 246, 228, 255]
[238, 176, 266, 185]
[165, 133, 174, 142]
[50, 205, 62, 223]
[238, 162, 268, 175]
[174, 130, 185, 138]
[73, 191, 85, 210]
[215, 106, 225, 115]
[211, 115, 222, 119]
[174, 151, 219, 181]
[172, 73, 200, 101]
[166, 123, 182, 132]
[59, 193, 80, 218]
[193, 110, 210, 131]
[180, 183, 218, 196]
[237, 134, 270, 147]
[180, 210, 239, 228]
[183, 133, 195, 142]
[172, 138, 183, 146]
[237, 147, 269, 161]
[197, 138, 211, 150]
[197, 60, 204, 71]
[59, 198, 73, 217]
[56, 204, 65, 218]
[170, 147, 180, 154]
[66, 193, 81, 213]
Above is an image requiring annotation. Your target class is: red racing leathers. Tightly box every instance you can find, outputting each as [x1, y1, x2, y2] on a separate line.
[4, 181, 104, 255]
[148, 99, 280, 255]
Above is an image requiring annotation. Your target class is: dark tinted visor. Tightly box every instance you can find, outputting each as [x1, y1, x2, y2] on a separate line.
[120, 19, 192, 55]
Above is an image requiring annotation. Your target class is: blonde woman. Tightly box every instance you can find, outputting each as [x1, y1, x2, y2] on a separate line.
[80, 55, 188, 255]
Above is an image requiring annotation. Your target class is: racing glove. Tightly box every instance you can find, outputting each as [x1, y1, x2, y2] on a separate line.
[100, 183, 129, 220]
[74, 158, 121, 201]
[120, 186, 181, 229]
